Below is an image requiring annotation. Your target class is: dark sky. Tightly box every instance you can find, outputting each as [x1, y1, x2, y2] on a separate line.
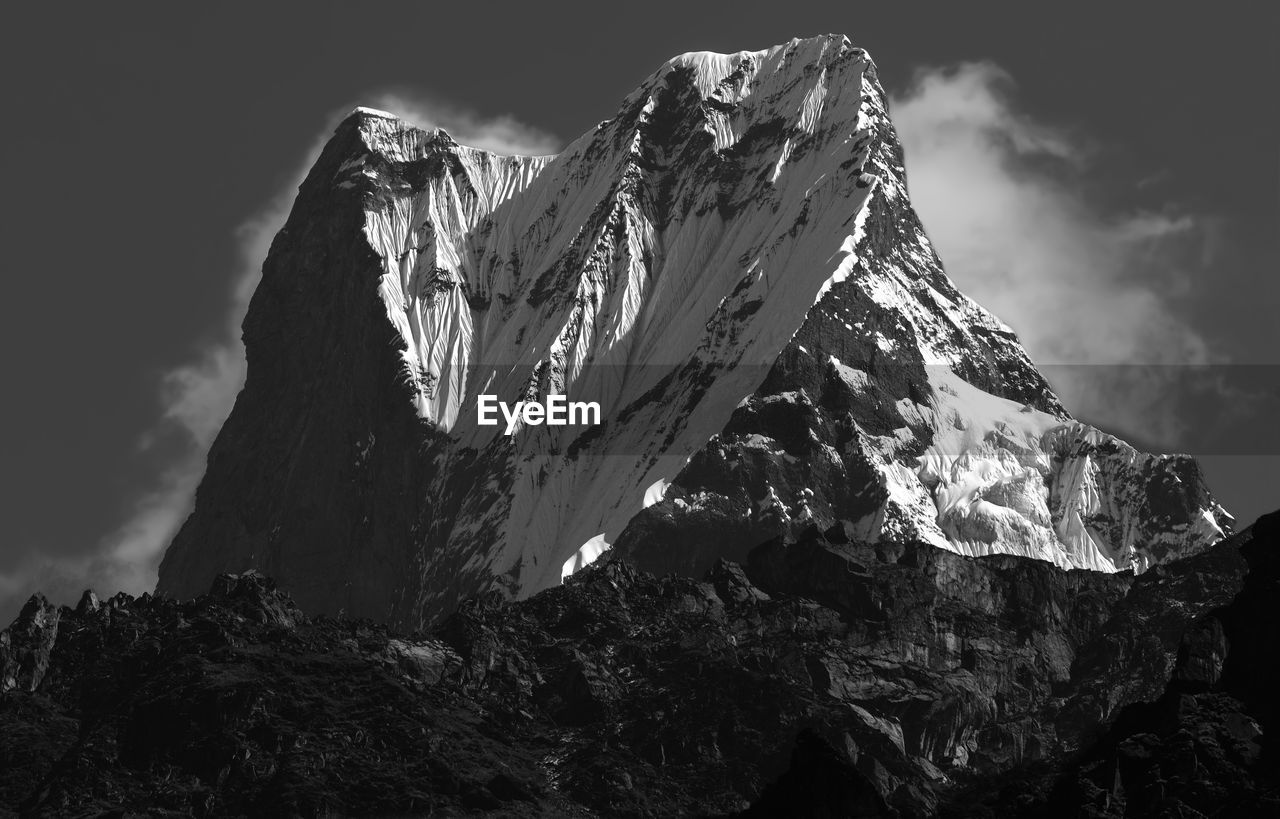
[1, 1, 1276, 615]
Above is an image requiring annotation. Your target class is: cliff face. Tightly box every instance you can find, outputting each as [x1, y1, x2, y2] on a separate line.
[955, 511, 1280, 818]
[157, 35, 1228, 630]
[5, 514, 1271, 817]
[155, 118, 439, 623]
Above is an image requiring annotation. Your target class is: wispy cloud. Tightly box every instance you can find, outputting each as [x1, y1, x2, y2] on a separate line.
[1, 99, 560, 621]
[372, 93, 562, 156]
[0, 146, 319, 624]
[890, 62, 1221, 446]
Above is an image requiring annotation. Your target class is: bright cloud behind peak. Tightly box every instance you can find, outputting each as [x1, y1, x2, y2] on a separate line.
[0, 98, 562, 622]
[372, 93, 564, 156]
[890, 64, 1219, 422]
[889, 60, 1231, 452]
[896, 62, 1085, 163]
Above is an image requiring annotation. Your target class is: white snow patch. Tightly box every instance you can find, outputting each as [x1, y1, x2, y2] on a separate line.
[643, 478, 671, 509]
[561, 533, 610, 582]
[913, 369, 1224, 572]
[352, 106, 398, 120]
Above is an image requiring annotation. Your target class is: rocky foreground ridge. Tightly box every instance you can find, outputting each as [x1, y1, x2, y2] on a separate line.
[5, 512, 1278, 817]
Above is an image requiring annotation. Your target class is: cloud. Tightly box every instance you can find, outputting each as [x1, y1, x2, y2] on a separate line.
[370, 93, 562, 156]
[889, 62, 1221, 446]
[0, 150, 317, 623]
[0, 99, 560, 622]
[0, 461, 205, 615]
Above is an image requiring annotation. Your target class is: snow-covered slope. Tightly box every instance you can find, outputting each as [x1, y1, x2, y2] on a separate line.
[157, 35, 1229, 628]
[353, 36, 895, 601]
[879, 367, 1225, 573]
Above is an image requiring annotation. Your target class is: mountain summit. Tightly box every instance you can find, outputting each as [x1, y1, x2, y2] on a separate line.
[157, 35, 1229, 627]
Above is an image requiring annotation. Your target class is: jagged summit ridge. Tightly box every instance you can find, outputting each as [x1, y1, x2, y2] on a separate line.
[353, 34, 875, 428]
[353, 34, 884, 601]
[158, 35, 1229, 628]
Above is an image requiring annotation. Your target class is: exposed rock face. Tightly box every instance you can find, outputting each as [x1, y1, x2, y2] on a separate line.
[5, 511, 1272, 817]
[947, 511, 1280, 817]
[0, 593, 60, 694]
[157, 35, 1228, 630]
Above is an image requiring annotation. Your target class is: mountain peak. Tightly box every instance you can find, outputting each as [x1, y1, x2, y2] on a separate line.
[348, 105, 398, 121]
[661, 33, 859, 88]
[158, 38, 1228, 629]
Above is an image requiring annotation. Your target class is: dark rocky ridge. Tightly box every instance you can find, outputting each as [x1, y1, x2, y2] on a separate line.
[942, 510, 1280, 817]
[6, 511, 1276, 817]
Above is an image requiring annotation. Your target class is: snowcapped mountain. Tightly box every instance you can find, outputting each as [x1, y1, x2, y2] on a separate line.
[157, 34, 1230, 627]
